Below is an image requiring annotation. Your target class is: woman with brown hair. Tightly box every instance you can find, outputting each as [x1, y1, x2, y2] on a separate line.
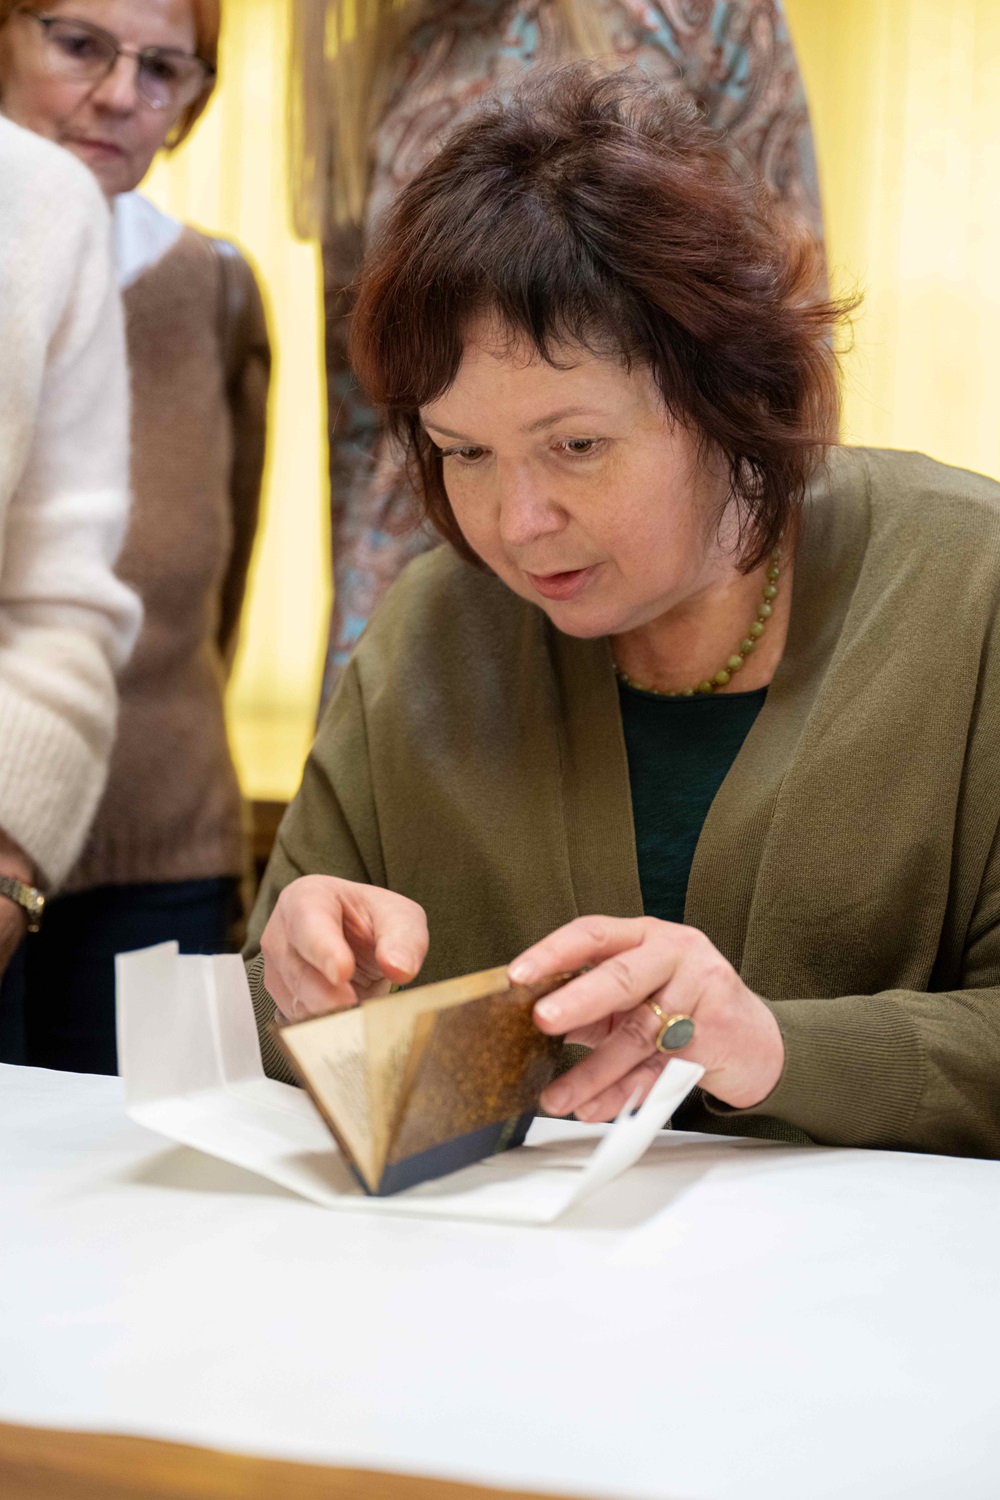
[291, 0, 824, 697]
[0, 0, 270, 1074]
[248, 65, 1000, 1158]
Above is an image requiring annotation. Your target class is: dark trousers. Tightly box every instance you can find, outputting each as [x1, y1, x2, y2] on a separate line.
[0, 877, 240, 1076]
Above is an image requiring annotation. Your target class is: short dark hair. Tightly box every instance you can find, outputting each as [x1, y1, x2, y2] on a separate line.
[349, 64, 850, 572]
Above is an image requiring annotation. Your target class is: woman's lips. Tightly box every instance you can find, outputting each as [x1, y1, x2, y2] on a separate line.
[66, 136, 125, 158]
[525, 566, 596, 601]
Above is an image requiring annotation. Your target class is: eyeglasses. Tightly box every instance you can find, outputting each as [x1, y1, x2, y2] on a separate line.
[16, 9, 215, 113]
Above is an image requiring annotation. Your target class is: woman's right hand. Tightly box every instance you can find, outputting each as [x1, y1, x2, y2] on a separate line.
[260, 876, 429, 1022]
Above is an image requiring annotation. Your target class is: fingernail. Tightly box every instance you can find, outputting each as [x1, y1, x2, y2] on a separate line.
[535, 999, 561, 1023]
[509, 959, 537, 983]
[544, 1085, 569, 1115]
[385, 950, 416, 975]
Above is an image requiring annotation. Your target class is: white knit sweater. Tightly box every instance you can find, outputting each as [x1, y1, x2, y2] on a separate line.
[0, 118, 141, 888]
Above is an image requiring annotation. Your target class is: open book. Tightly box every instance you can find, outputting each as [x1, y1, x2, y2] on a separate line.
[274, 966, 569, 1196]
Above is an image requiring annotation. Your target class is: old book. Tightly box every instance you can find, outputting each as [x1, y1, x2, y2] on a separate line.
[273, 965, 567, 1196]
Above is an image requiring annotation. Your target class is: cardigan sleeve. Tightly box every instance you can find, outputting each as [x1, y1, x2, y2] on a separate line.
[707, 821, 1000, 1156]
[243, 659, 387, 1078]
[703, 538, 1000, 1160]
[0, 132, 142, 887]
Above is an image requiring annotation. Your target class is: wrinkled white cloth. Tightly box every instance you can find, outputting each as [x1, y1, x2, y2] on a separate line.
[0, 116, 141, 886]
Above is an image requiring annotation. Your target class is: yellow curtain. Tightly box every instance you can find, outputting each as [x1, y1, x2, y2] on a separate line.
[144, 0, 330, 803]
[785, 0, 1000, 477]
[144, 0, 1000, 800]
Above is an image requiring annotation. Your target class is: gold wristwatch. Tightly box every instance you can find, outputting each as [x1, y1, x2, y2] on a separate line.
[0, 875, 45, 932]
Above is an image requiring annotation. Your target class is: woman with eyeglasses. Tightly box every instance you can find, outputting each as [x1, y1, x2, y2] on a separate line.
[0, 1, 271, 1076]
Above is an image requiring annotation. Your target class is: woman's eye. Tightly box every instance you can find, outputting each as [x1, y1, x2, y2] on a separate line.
[561, 438, 601, 456]
[55, 30, 103, 61]
[442, 446, 487, 464]
[141, 56, 181, 84]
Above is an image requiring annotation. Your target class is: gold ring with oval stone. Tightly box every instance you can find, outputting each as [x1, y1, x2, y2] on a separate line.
[645, 998, 695, 1053]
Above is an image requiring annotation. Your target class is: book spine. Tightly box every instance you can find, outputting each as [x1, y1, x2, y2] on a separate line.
[372, 1112, 535, 1197]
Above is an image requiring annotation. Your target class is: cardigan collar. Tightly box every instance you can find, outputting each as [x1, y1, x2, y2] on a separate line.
[546, 448, 871, 979]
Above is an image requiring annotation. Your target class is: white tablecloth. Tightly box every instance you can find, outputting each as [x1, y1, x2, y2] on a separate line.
[1, 1062, 998, 1500]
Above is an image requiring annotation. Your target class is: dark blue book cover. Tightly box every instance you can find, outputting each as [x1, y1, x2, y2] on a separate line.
[360, 1111, 535, 1197]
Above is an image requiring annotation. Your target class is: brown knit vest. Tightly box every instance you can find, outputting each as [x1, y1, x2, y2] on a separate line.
[65, 228, 246, 891]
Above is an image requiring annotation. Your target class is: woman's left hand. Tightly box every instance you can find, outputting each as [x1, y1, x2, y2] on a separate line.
[508, 916, 784, 1121]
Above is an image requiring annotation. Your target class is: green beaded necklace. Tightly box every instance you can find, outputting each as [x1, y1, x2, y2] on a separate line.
[614, 547, 783, 698]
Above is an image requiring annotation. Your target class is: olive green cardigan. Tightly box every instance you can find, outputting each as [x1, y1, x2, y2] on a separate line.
[247, 447, 1000, 1158]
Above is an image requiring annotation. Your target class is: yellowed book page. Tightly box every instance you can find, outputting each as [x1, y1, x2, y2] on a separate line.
[276, 1007, 378, 1189]
[364, 966, 512, 1171]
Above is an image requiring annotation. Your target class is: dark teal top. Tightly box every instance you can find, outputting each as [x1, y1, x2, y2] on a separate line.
[617, 682, 768, 924]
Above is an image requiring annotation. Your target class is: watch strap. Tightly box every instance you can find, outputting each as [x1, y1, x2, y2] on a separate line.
[0, 874, 45, 932]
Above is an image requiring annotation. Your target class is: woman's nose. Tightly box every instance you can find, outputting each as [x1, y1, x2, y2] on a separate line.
[88, 56, 141, 115]
[497, 470, 565, 548]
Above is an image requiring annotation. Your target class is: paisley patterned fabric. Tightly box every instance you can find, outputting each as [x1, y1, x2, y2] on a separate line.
[321, 0, 823, 698]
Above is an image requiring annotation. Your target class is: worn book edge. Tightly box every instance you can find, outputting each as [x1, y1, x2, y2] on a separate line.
[273, 966, 571, 1194]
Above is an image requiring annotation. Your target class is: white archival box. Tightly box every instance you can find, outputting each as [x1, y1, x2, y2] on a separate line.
[115, 943, 703, 1224]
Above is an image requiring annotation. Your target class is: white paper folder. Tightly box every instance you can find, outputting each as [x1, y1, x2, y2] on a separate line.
[115, 943, 704, 1223]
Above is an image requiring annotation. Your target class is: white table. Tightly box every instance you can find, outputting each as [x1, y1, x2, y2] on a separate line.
[2, 1062, 999, 1500]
